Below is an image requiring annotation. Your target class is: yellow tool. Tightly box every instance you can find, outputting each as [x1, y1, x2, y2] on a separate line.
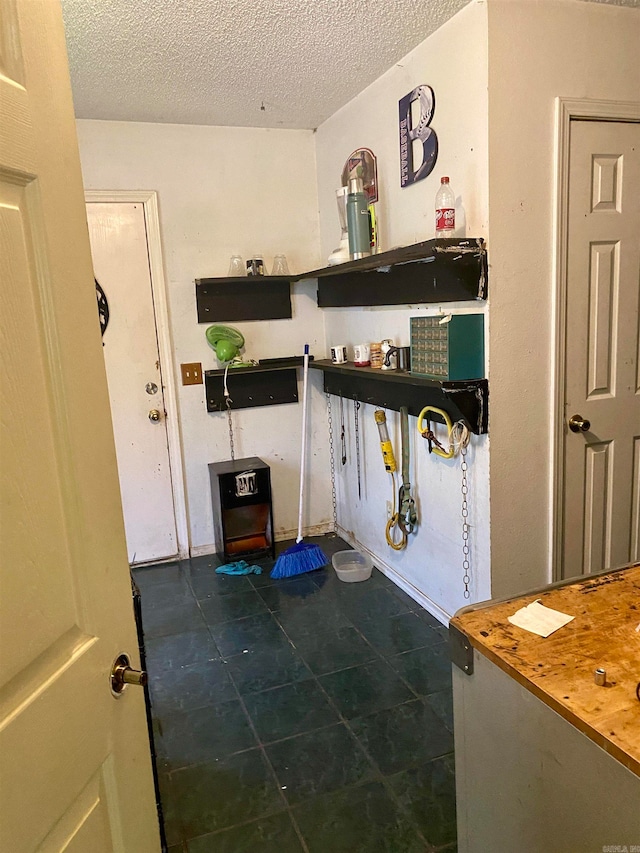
[417, 406, 454, 459]
[374, 409, 397, 472]
[374, 410, 406, 550]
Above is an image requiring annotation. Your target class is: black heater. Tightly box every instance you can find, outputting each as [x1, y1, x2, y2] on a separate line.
[208, 457, 275, 561]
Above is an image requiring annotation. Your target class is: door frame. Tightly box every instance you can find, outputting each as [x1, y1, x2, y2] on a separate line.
[85, 190, 189, 560]
[551, 98, 640, 581]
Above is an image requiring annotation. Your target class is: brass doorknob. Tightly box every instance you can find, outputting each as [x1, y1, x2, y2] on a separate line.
[148, 409, 161, 422]
[568, 414, 590, 433]
[111, 654, 147, 694]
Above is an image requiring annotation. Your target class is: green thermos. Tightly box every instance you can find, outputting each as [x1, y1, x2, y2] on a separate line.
[346, 176, 371, 260]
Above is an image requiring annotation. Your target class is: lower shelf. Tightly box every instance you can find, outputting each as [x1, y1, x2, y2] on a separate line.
[309, 360, 488, 434]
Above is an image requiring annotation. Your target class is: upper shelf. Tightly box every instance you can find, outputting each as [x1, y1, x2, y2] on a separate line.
[195, 238, 487, 321]
[300, 238, 487, 307]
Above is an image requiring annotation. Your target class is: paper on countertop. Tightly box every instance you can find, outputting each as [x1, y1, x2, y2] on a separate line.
[507, 599, 575, 638]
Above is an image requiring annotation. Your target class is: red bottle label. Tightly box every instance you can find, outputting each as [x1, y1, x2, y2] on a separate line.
[435, 208, 455, 231]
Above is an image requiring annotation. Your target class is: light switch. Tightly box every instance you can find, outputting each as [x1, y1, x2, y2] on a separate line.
[181, 362, 202, 386]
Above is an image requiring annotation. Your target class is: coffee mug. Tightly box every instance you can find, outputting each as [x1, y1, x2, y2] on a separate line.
[353, 343, 370, 366]
[246, 257, 265, 276]
[396, 346, 411, 372]
[381, 338, 395, 370]
[330, 345, 347, 364]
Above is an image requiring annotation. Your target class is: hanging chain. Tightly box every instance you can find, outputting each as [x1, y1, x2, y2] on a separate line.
[353, 397, 361, 500]
[326, 392, 338, 535]
[226, 399, 235, 461]
[460, 444, 470, 599]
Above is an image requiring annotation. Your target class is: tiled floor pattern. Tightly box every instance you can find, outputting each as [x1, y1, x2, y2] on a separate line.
[134, 536, 457, 853]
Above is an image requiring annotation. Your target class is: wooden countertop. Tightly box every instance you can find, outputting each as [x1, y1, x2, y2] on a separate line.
[451, 564, 640, 777]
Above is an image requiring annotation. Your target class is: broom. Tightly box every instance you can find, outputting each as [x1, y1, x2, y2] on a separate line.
[270, 344, 328, 579]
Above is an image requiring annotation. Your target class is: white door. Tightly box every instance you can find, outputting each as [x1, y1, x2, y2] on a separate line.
[86, 202, 178, 565]
[0, 2, 160, 851]
[562, 119, 640, 578]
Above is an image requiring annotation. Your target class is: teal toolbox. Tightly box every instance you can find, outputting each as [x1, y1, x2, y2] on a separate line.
[410, 314, 485, 380]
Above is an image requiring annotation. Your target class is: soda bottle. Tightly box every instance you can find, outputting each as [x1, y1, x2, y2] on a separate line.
[435, 176, 455, 237]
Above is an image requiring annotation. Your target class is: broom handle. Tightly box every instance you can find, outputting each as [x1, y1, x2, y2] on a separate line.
[296, 345, 310, 543]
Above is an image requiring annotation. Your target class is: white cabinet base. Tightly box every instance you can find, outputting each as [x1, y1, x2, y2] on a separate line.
[454, 651, 640, 853]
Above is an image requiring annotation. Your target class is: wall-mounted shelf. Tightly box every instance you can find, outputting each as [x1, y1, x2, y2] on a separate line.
[302, 238, 487, 308]
[196, 277, 293, 322]
[205, 364, 298, 412]
[309, 360, 488, 435]
[195, 238, 487, 321]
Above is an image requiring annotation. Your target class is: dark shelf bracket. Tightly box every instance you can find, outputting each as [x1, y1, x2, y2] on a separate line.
[310, 361, 488, 435]
[205, 366, 298, 412]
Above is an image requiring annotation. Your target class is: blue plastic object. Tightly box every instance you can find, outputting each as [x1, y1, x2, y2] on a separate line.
[270, 540, 327, 579]
[215, 560, 262, 576]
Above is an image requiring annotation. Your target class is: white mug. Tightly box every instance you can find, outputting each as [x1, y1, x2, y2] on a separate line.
[330, 345, 347, 364]
[353, 344, 370, 366]
[381, 338, 396, 370]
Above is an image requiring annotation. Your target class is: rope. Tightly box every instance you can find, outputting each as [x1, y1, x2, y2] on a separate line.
[385, 471, 407, 551]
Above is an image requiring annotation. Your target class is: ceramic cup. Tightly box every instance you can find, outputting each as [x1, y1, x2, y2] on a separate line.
[246, 257, 265, 276]
[396, 346, 411, 372]
[381, 338, 395, 370]
[330, 345, 347, 364]
[353, 343, 371, 366]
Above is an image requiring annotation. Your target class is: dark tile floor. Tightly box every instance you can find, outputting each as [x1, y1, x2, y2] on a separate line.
[133, 535, 457, 853]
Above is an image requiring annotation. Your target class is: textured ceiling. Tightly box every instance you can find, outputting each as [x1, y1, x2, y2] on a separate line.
[61, 0, 640, 131]
[61, 0, 472, 129]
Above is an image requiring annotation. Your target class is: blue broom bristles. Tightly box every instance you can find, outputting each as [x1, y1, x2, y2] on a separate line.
[270, 540, 328, 579]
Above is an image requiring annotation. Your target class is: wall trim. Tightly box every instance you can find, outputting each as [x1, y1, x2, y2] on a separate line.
[335, 526, 452, 626]
[551, 99, 640, 581]
[85, 190, 190, 560]
[189, 523, 334, 560]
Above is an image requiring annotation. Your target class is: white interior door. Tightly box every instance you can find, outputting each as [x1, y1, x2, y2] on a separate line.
[86, 202, 178, 565]
[0, 2, 160, 850]
[562, 119, 640, 578]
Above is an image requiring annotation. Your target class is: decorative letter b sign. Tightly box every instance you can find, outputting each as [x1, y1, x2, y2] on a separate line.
[399, 85, 438, 187]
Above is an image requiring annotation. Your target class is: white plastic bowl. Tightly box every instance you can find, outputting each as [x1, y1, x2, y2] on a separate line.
[332, 550, 373, 583]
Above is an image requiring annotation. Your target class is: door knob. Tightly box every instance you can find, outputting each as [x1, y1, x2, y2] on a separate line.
[148, 409, 161, 422]
[111, 654, 147, 694]
[568, 414, 590, 433]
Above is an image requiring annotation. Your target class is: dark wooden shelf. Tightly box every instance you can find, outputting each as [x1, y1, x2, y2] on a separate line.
[196, 277, 293, 322]
[195, 238, 487, 321]
[204, 364, 298, 412]
[309, 360, 488, 435]
[303, 238, 487, 307]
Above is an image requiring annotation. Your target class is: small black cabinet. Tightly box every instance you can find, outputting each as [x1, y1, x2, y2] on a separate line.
[208, 457, 275, 561]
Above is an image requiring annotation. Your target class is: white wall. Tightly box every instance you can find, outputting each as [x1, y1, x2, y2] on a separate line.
[75, 0, 638, 614]
[76, 120, 331, 551]
[315, 1, 491, 620]
[487, 0, 640, 597]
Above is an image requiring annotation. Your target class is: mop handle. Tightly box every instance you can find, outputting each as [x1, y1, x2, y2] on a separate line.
[296, 344, 310, 543]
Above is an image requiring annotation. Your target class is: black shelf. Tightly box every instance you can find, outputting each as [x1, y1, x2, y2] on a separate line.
[195, 239, 487, 321]
[196, 277, 293, 322]
[309, 360, 488, 435]
[303, 238, 487, 308]
[205, 364, 299, 412]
